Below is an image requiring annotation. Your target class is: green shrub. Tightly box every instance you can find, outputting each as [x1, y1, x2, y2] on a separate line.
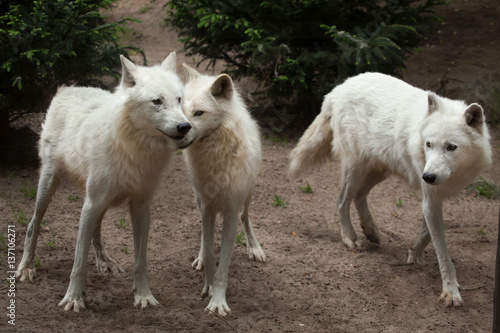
[166, 0, 445, 128]
[0, 0, 144, 131]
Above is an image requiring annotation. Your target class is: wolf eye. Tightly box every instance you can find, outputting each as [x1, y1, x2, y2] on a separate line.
[425, 141, 431, 148]
[447, 144, 457, 151]
[194, 110, 205, 117]
[152, 98, 162, 105]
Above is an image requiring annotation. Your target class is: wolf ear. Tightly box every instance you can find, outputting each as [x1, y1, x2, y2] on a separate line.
[464, 103, 485, 130]
[120, 55, 137, 88]
[427, 92, 439, 114]
[182, 63, 201, 83]
[211, 74, 233, 100]
[161, 52, 177, 73]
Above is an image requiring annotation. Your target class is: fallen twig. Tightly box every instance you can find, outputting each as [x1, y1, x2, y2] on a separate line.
[205, 308, 239, 333]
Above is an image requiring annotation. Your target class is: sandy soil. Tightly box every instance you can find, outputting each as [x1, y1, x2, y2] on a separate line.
[1, 0, 499, 332]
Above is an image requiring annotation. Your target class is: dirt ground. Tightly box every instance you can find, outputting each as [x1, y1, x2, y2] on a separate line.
[1, 0, 499, 332]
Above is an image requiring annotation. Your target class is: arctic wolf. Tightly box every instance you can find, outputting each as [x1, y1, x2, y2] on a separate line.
[16, 53, 192, 312]
[181, 64, 266, 316]
[289, 72, 492, 307]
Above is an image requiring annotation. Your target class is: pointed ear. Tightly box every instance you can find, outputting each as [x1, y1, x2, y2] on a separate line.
[161, 52, 177, 73]
[464, 103, 485, 130]
[182, 63, 200, 83]
[427, 92, 439, 114]
[211, 74, 233, 100]
[120, 55, 137, 88]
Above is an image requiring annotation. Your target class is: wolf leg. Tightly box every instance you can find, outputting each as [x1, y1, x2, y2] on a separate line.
[337, 160, 367, 249]
[59, 198, 106, 312]
[240, 192, 266, 262]
[354, 171, 386, 244]
[200, 204, 217, 298]
[422, 193, 463, 307]
[92, 209, 124, 273]
[407, 217, 431, 266]
[128, 197, 159, 308]
[192, 193, 205, 271]
[205, 206, 239, 317]
[17, 163, 61, 282]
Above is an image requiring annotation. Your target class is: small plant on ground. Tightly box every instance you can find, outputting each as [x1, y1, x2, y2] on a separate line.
[118, 217, 129, 229]
[236, 231, 246, 246]
[13, 207, 28, 225]
[20, 181, 37, 200]
[47, 233, 56, 248]
[34, 256, 41, 268]
[67, 195, 80, 202]
[469, 178, 499, 199]
[122, 243, 129, 254]
[273, 194, 288, 207]
[395, 198, 403, 207]
[300, 182, 312, 193]
[477, 227, 486, 236]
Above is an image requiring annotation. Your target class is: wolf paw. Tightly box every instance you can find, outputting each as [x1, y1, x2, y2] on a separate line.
[192, 257, 204, 271]
[58, 296, 86, 313]
[16, 266, 36, 282]
[439, 290, 464, 307]
[342, 237, 366, 250]
[407, 249, 426, 266]
[248, 246, 266, 262]
[205, 296, 231, 317]
[134, 292, 160, 308]
[362, 226, 381, 244]
[96, 257, 124, 274]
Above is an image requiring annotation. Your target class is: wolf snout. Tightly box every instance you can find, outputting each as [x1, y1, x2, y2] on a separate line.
[177, 122, 192, 135]
[422, 172, 437, 184]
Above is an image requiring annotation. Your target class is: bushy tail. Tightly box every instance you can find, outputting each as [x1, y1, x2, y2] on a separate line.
[289, 110, 333, 178]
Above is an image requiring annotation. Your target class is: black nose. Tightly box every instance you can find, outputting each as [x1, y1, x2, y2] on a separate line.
[422, 172, 436, 184]
[177, 122, 192, 134]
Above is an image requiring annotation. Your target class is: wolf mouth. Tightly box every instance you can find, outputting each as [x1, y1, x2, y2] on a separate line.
[157, 128, 185, 141]
[177, 139, 195, 150]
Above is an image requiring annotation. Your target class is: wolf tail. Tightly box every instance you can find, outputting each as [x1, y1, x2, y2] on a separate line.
[289, 109, 333, 178]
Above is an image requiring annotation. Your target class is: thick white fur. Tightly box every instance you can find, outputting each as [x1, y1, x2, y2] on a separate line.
[181, 64, 265, 316]
[16, 53, 193, 312]
[289, 72, 492, 307]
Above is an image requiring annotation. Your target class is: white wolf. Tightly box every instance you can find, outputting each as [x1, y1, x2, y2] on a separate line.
[16, 53, 193, 312]
[289, 72, 492, 307]
[180, 64, 266, 316]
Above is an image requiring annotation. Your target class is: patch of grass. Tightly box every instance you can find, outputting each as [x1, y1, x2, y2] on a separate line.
[236, 231, 246, 246]
[118, 217, 129, 229]
[122, 243, 129, 254]
[139, 4, 154, 14]
[34, 256, 41, 268]
[477, 227, 486, 235]
[469, 178, 499, 199]
[300, 182, 312, 193]
[175, 149, 183, 155]
[20, 181, 37, 200]
[67, 194, 79, 202]
[47, 233, 56, 248]
[13, 207, 28, 225]
[7, 168, 16, 180]
[273, 194, 288, 207]
[395, 198, 403, 208]
[263, 133, 291, 145]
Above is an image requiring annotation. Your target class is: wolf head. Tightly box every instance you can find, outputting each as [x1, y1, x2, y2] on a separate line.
[178, 64, 235, 148]
[420, 92, 491, 186]
[118, 53, 192, 148]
